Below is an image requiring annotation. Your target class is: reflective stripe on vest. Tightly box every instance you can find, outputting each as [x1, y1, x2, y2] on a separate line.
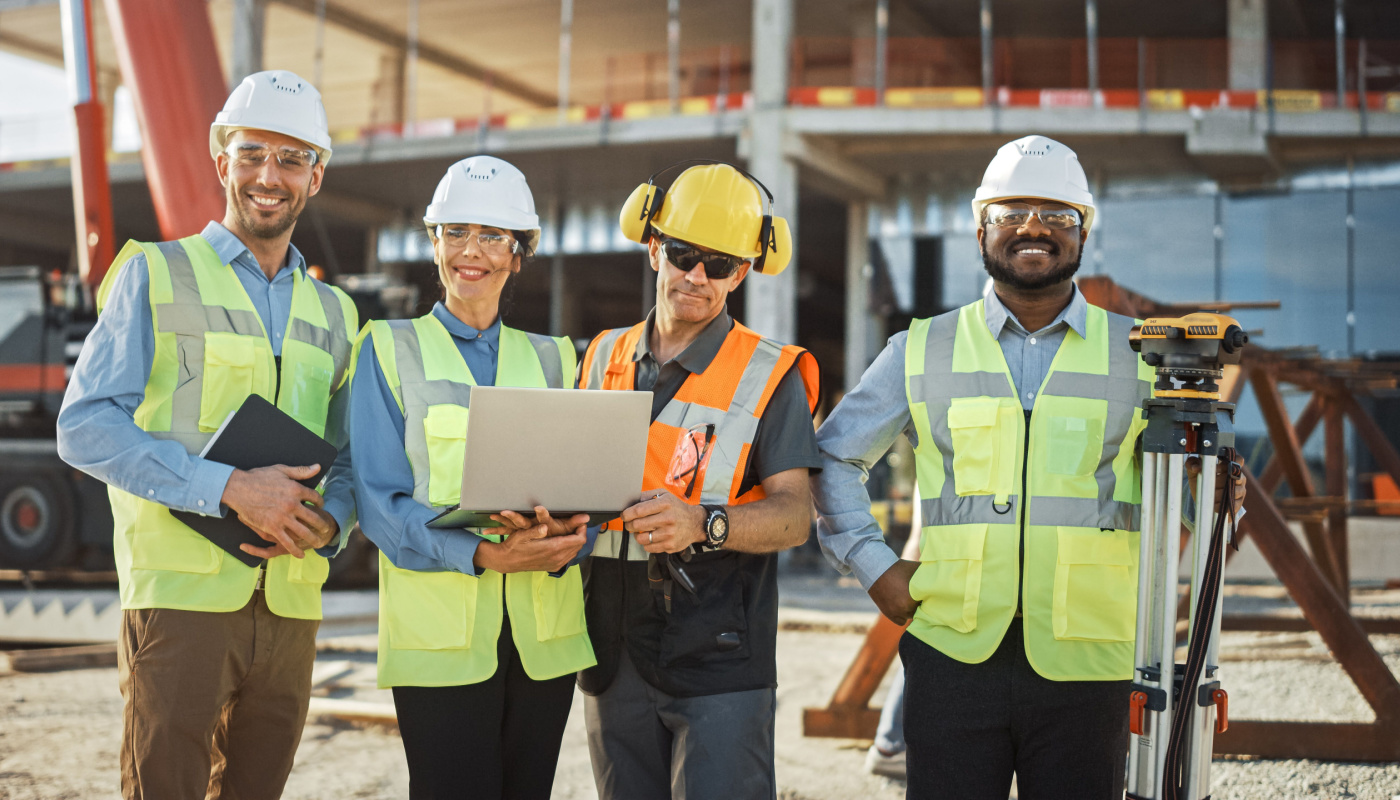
[904, 300, 1153, 681]
[582, 320, 819, 561]
[365, 314, 593, 688]
[106, 235, 356, 620]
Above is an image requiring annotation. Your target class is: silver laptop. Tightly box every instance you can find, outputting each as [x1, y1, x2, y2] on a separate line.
[427, 386, 652, 529]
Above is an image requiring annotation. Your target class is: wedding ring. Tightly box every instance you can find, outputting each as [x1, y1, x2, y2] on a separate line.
[648, 532, 654, 544]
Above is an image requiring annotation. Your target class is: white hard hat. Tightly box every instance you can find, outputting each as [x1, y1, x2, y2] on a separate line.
[210, 70, 333, 166]
[972, 135, 1096, 234]
[424, 156, 542, 255]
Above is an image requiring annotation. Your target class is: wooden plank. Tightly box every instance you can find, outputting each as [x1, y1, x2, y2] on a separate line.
[1325, 398, 1350, 598]
[305, 698, 398, 729]
[802, 613, 905, 739]
[1250, 369, 1344, 591]
[1257, 392, 1323, 494]
[1216, 721, 1400, 761]
[1343, 394, 1400, 498]
[1241, 471, 1400, 725]
[1221, 614, 1400, 634]
[0, 643, 117, 673]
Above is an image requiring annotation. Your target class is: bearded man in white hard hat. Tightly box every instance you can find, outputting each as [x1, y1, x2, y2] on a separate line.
[57, 70, 358, 799]
[811, 135, 1243, 799]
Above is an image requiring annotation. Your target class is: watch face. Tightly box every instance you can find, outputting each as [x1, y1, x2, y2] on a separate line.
[712, 515, 728, 538]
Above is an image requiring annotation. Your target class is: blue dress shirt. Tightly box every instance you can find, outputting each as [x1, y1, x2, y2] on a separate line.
[350, 304, 595, 576]
[811, 284, 1091, 590]
[56, 221, 355, 555]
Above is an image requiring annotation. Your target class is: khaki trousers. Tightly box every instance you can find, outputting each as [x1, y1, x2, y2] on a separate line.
[117, 591, 319, 800]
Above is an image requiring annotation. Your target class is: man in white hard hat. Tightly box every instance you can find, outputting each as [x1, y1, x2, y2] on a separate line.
[57, 70, 358, 799]
[812, 135, 1243, 799]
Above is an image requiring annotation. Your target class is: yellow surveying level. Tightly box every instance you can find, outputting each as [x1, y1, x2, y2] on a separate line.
[1126, 313, 1246, 800]
[1129, 312, 1249, 400]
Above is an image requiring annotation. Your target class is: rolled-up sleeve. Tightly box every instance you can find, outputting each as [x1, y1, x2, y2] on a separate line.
[811, 332, 915, 590]
[348, 342, 483, 575]
[57, 254, 235, 514]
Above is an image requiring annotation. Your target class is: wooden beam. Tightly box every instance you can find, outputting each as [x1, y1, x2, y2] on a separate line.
[802, 613, 905, 739]
[1239, 470, 1400, 726]
[0, 643, 117, 672]
[1324, 397, 1350, 597]
[1257, 392, 1324, 493]
[267, 0, 556, 108]
[1342, 393, 1400, 497]
[1250, 368, 1344, 590]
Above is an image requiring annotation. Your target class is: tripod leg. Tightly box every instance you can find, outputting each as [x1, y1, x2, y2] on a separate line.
[1155, 453, 1186, 796]
[1185, 455, 1221, 799]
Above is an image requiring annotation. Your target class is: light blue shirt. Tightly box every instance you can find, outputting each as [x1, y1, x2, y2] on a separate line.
[56, 221, 355, 555]
[349, 304, 596, 576]
[811, 284, 1090, 590]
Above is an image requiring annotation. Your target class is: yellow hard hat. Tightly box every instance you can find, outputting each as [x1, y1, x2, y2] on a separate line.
[619, 161, 792, 275]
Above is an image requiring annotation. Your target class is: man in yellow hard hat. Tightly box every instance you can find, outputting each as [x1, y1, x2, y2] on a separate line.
[57, 70, 358, 799]
[812, 135, 1244, 799]
[577, 161, 822, 799]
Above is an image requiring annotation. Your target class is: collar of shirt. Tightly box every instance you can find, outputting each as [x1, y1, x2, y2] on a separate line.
[635, 306, 734, 375]
[983, 281, 1089, 340]
[201, 221, 306, 284]
[431, 301, 500, 351]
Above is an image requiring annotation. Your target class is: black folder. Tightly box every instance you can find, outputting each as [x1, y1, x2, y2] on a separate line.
[171, 394, 340, 568]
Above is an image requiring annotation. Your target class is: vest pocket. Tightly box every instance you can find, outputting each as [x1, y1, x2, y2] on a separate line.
[287, 552, 330, 585]
[131, 504, 222, 574]
[657, 551, 749, 667]
[199, 333, 261, 432]
[1044, 415, 1106, 477]
[282, 343, 335, 437]
[423, 405, 470, 508]
[531, 568, 586, 641]
[910, 523, 987, 633]
[1052, 526, 1137, 642]
[947, 398, 1015, 497]
[384, 563, 477, 650]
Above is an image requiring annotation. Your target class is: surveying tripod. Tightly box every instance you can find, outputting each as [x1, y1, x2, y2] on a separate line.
[1125, 313, 1248, 800]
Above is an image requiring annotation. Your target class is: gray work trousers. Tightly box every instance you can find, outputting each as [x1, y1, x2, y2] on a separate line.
[583, 649, 777, 800]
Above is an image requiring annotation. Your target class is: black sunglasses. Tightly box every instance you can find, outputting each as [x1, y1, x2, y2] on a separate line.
[661, 238, 746, 280]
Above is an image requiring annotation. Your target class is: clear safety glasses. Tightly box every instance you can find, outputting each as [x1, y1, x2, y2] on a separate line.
[436, 226, 521, 256]
[984, 202, 1082, 230]
[225, 142, 319, 171]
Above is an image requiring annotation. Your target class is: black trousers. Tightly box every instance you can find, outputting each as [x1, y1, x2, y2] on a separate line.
[901, 618, 1130, 800]
[392, 613, 578, 800]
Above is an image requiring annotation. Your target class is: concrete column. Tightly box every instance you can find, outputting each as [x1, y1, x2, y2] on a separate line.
[667, 0, 681, 111]
[1228, 0, 1268, 91]
[850, 0, 876, 88]
[1085, 0, 1099, 103]
[371, 51, 406, 125]
[844, 202, 883, 392]
[745, 0, 797, 342]
[1335, 0, 1347, 100]
[230, 0, 265, 84]
[875, 0, 889, 102]
[980, 0, 994, 104]
[559, 0, 574, 120]
[405, 0, 420, 130]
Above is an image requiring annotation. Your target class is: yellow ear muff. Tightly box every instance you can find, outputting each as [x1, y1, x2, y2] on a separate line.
[758, 216, 792, 275]
[619, 183, 660, 244]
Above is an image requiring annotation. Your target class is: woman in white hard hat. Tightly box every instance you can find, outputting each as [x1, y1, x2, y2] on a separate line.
[348, 155, 595, 800]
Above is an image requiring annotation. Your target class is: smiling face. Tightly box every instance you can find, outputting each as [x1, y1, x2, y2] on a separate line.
[216, 129, 323, 242]
[650, 236, 750, 327]
[433, 223, 520, 321]
[976, 197, 1088, 291]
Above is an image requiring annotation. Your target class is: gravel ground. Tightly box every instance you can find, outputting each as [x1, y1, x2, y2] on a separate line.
[2, 587, 1399, 799]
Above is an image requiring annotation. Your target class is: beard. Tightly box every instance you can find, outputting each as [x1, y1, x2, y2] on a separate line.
[228, 184, 305, 240]
[981, 242, 1082, 291]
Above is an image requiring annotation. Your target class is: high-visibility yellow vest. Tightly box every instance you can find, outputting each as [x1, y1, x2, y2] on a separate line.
[904, 300, 1153, 680]
[96, 236, 357, 620]
[363, 314, 595, 687]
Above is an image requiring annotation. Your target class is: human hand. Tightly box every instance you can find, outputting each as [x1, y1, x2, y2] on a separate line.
[1186, 451, 1247, 515]
[222, 465, 326, 559]
[868, 559, 920, 626]
[474, 523, 587, 574]
[241, 506, 338, 560]
[492, 506, 589, 538]
[620, 491, 705, 555]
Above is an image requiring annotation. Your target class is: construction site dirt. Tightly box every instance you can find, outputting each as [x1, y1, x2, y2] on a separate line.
[2, 582, 1399, 800]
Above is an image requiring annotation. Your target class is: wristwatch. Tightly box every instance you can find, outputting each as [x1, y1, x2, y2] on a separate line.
[702, 504, 729, 549]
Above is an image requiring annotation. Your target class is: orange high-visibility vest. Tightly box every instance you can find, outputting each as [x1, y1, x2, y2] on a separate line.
[581, 319, 819, 534]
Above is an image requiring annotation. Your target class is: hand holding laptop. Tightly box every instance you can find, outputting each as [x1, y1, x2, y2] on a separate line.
[474, 505, 589, 574]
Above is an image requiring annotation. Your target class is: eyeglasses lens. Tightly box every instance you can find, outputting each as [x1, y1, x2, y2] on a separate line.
[662, 239, 742, 279]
